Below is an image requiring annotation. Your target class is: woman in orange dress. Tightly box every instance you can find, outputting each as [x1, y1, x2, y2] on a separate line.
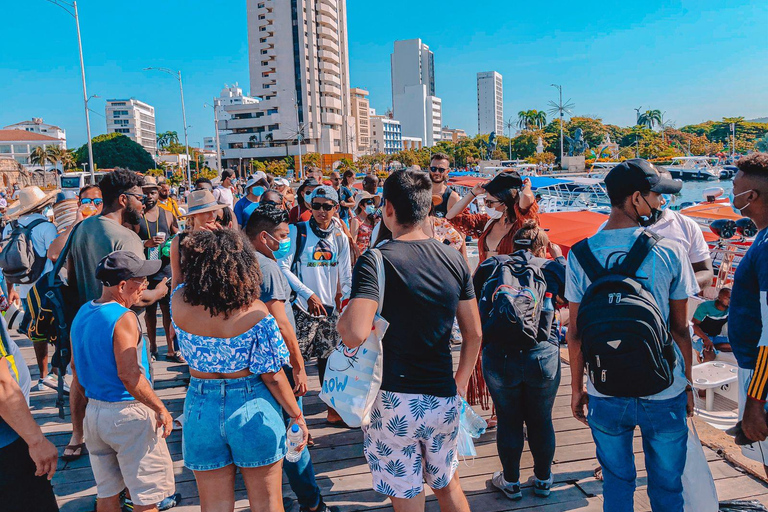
[446, 172, 539, 424]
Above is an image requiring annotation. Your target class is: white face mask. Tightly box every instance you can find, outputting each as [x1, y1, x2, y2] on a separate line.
[486, 207, 504, 220]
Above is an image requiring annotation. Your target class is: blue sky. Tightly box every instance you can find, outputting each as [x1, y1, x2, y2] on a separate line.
[1, 0, 766, 149]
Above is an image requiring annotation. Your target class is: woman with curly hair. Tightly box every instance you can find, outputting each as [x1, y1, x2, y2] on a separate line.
[171, 229, 308, 512]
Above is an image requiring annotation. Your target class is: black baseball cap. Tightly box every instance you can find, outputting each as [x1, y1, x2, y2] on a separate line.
[484, 171, 524, 197]
[604, 159, 682, 199]
[96, 251, 161, 287]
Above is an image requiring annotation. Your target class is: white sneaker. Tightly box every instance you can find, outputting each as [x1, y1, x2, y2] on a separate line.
[42, 374, 70, 394]
[492, 471, 522, 500]
[37, 379, 47, 392]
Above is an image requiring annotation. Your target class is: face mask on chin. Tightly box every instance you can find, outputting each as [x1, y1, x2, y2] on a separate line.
[486, 207, 504, 220]
[634, 194, 663, 227]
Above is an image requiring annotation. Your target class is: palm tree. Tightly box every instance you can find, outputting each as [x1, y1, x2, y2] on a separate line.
[532, 110, 547, 129]
[46, 146, 67, 171]
[517, 110, 532, 130]
[156, 131, 179, 149]
[29, 145, 54, 171]
[60, 150, 77, 171]
[638, 109, 662, 130]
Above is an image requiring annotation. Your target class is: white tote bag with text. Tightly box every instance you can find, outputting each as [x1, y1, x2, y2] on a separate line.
[319, 249, 387, 428]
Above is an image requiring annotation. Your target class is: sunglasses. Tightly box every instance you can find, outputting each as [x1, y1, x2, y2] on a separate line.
[430, 166, 449, 173]
[123, 192, 147, 203]
[485, 199, 503, 207]
[80, 198, 103, 206]
[311, 202, 335, 211]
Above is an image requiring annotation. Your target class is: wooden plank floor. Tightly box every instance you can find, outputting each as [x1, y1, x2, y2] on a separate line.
[18, 327, 768, 512]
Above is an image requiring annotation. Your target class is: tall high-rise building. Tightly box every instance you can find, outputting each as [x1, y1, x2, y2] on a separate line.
[477, 71, 503, 136]
[105, 99, 157, 154]
[240, 0, 353, 160]
[350, 88, 370, 156]
[391, 39, 442, 147]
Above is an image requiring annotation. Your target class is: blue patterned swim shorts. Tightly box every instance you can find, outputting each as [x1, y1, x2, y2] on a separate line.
[362, 390, 460, 499]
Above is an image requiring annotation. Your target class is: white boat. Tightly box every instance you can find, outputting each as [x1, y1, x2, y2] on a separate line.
[663, 156, 723, 181]
[587, 161, 621, 179]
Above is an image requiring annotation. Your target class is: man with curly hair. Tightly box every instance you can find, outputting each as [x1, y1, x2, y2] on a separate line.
[728, 152, 768, 476]
[63, 168, 169, 462]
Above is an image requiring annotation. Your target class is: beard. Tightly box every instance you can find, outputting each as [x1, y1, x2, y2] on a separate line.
[158, 191, 169, 200]
[430, 174, 445, 184]
[125, 204, 142, 226]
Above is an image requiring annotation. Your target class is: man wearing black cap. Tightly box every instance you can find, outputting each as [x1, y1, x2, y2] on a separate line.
[69, 251, 176, 512]
[565, 159, 697, 511]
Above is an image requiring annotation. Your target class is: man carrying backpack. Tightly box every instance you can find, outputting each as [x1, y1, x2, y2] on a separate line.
[565, 159, 697, 512]
[0, 186, 58, 392]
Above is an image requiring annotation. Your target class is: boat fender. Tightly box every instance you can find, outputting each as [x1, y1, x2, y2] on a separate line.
[702, 187, 724, 202]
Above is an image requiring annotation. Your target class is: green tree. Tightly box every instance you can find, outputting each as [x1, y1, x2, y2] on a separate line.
[157, 131, 179, 150]
[29, 146, 55, 170]
[74, 133, 155, 172]
[266, 159, 289, 177]
[60, 149, 77, 171]
[303, 153, 321, 167]
[755, 134, 768, 153]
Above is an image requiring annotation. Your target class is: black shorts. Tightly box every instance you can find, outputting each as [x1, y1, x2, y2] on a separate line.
[0, 436, 59, 512]
[147, 278, 171, 307]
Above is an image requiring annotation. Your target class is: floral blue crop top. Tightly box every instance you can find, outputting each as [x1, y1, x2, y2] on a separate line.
[171, 285, 290, 375]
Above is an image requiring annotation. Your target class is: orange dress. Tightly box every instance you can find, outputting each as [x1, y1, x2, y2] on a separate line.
[449, 201, 540, 409]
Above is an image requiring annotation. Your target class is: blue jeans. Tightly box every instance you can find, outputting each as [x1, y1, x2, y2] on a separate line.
[482, 341, 561, 483]
[282, 365, 322, 510]
[588, 393, 688, 512]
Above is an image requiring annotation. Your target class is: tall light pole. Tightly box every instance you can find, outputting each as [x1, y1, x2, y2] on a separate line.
[45, 0, 95, 184]
[548, 84, 574, 168]
[144, 67, 191, 189]
[504, 116, 515, 161]
[204, 99, 222, 172]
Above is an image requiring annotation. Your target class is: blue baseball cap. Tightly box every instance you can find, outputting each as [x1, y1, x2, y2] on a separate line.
[309, 185, 339, 204]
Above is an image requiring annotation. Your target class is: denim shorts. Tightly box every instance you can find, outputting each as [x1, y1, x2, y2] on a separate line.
[183, 374, 287, 471]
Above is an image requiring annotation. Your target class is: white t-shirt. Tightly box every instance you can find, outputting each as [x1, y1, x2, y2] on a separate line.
[212, 186, 234, 210]
[279, 221, 352, 310]
[598, 209, 710, 265]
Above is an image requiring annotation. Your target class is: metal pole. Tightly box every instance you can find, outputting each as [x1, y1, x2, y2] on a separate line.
[213, 99, 222, 172]
[558, 86, 564, 164]
[177, 71, 191, 189]
[295, 103, 303, 181]
[73, 2, 95, 184]
[731, 123, 736, 159]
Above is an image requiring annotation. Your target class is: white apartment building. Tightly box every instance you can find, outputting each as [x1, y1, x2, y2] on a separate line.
[0, 129, 66, 171]
[402, 136, 423, 151]
[203, 137, 216, 151]
[441, 126, 468, 144]
[477, 71, 503, 135]
[370, 115, 402, 155]
[3, 118, 67, 148]
[350, 87, 370, 156]
[105, 99, 157, 154]
[391, 39, 442, 147]
[225, 0, 353, 168]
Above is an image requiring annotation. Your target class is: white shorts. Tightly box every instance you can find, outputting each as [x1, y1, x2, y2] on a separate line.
[362, 390, 460, 499]
[737, 368, 768, 465]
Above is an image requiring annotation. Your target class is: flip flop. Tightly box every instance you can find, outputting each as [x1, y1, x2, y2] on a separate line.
[325, 419, 352, 429]
[61, 443, 87, 462]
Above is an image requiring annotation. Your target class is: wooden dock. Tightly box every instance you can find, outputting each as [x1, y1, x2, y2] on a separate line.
[18, 328, 768, 512]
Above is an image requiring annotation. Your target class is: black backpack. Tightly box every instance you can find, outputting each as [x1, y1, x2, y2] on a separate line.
[477, 252, 548, 350]
[0, 219, 48, 284]
[570, 230, 676, 397]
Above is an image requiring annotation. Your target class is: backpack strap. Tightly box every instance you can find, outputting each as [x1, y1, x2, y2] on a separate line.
[290, 221, 308, 277]
[570, 239, 606, 283]
[21, 218, 48, 232]
[617, 230, 662, 277]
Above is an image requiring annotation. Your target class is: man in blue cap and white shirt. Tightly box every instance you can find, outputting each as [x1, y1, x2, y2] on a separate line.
[566, 159, 696, 512]
[280, 185, 351, 425]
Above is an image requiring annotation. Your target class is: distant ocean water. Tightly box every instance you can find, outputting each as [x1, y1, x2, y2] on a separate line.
[678, 179, 733, 206]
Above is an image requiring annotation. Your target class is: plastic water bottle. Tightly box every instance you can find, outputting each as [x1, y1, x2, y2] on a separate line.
[460, 399, 487, 439]
[543, 292, 555, 312]
[285, 424, 304, 463]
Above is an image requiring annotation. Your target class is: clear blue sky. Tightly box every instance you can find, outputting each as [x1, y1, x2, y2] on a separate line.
[1, 0, 766, 149]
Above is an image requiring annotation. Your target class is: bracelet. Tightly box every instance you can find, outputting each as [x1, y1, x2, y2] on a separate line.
[291, 412, 303, 422]
[470, 190, 476, 197]
[685, 386, 693, 393]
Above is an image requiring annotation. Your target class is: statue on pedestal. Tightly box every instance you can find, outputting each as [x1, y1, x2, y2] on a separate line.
[564, 128, 589, 156]
[536, 136, 544, 154]
[483, 132, 498, 160]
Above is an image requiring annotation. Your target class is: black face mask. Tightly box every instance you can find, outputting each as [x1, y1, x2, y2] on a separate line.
[636, 195, 662, 227]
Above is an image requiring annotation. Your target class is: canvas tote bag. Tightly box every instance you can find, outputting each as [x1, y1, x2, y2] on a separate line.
[319, 249, 387, 428]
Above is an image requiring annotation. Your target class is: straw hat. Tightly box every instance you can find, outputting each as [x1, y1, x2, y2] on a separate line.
[184, 190, 225, 217]
[142, 176, 159, 189]
[52, 191, 79, 231]
[6, 186, 57, 219]
[354, 191, 376, 210]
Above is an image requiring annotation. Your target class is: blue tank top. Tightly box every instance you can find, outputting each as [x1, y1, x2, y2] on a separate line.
[71, 301, 151, 402]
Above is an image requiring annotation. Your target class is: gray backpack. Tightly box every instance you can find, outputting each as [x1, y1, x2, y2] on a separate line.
[0, 219, 48, 285]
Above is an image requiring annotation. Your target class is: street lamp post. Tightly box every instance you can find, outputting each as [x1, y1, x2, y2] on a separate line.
[204, 99, 223, 172]
[552, 84, 564, 164]
[144, 67, 192, 189]
[45, 0, 95, 184]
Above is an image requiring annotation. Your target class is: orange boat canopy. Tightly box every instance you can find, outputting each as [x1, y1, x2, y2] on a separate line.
[538, 210, 608, 255]
[681, 199, 742, 222]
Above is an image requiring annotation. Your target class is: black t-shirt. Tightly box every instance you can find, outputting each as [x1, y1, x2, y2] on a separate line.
[351, 238, 475, 397]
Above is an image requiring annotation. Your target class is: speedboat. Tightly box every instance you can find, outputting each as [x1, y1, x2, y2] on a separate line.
[663, 156, 723, 181]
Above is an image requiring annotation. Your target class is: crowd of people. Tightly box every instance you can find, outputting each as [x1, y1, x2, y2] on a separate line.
[0, 151, 767, 512]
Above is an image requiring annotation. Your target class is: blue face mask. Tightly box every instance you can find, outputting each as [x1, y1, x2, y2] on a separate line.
[660, 194, 673, 211]
[730, 189, 752, 215]
[251, 186, 265, 197]
[268, 233, 291, 260]
[364, 205, 375, 215]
